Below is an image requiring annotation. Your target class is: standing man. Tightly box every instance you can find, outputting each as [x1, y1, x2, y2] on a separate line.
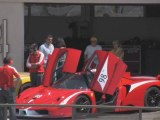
[111, 40, 124, 60]
[84, 36, 102, 62]
[26, 43, 44, 87]
[39, 35, 54, 67]
[0, 57, 21, 120]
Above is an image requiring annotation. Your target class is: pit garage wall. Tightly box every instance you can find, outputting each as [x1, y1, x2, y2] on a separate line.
[92, 17, 160, 42]
[0, 2, 24, 71]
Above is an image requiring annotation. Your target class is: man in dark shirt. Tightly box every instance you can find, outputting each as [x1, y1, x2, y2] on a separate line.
[0, 57, 21, 120]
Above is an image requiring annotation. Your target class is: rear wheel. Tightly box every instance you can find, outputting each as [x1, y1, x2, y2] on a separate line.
[75, 95, 91, 113]
[144, 87, 160, 107]
[19, 82, 32, 93]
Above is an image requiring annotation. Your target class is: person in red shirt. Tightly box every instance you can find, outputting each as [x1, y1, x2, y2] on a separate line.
[0, 56, 21, 120]
[26, 43, 44, 87]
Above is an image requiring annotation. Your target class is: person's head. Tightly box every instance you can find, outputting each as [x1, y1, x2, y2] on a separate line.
[57, 37, 66, 48]
[3, 56, 13, 65]
[90, 36, 98, 46]
[30, 43, 38, 54]
[112, 40, 121, 49]
[60, 44, 66, 49]
[46, 34, 53, 45]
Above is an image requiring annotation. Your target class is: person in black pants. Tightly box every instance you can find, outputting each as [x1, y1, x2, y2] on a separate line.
[0, 57, 21, 120]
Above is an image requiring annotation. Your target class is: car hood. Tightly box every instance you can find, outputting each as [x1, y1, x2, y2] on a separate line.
[16, 85, 83, 106]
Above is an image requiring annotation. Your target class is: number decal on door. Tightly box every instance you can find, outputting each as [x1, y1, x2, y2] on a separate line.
[97, 57, 109, 91]
[98, 74, 107, 83]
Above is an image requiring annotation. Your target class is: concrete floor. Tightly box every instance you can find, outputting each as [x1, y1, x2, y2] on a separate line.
[16, 111, 160, 120]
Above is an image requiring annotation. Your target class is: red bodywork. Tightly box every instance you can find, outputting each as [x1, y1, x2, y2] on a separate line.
[16, 48, 160, 118]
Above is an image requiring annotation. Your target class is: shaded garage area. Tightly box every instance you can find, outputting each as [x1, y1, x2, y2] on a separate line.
[24, 3, 160, 75]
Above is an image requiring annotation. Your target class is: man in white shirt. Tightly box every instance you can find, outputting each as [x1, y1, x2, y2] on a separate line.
[84, 36, 102, 62]
[39, 35, 54, 67]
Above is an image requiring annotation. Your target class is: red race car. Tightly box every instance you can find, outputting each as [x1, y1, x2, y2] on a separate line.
[16, 48, 160, 118]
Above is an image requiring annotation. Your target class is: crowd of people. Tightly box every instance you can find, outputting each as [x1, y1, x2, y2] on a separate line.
[0, 34, 124, 120]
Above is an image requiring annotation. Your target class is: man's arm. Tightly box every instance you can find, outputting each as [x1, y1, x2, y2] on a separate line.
[12, 67, 22, 89]
[119, 49, 124, 60]
[35, 52, 44, 65]
[39, 45, 44, 53]
[50, 44, 54, 54]
[12, 67, 20, 78]
[26, 56, 31, 68]
[84, 46, 89, 62]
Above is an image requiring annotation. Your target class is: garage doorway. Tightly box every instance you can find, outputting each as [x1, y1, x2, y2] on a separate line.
[24, 3, 160, 76]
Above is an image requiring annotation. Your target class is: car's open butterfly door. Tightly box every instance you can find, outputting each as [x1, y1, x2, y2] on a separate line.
[83, 50, 127, 95]
[43, 48, 81, 87]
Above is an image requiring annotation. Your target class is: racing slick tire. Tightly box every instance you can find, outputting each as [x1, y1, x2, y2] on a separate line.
[75, 95, 92, 114]
[144, 87, 160, 107]
[19, 82, 32, 93]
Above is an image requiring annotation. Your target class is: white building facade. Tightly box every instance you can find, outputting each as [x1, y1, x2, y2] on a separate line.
[0, 0, 160, 71]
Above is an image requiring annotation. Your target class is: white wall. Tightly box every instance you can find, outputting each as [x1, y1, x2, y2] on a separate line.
[0, 2, 24, 71]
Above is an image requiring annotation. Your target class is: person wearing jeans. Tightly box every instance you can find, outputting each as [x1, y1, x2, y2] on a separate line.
[26, 43, 45, 87]
[0, 57, 21, 120]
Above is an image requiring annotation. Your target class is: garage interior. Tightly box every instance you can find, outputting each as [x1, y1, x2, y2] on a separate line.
[24, 3, 160, 76]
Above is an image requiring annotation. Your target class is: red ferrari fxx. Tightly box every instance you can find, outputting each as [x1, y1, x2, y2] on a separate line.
[16, 48, 160, 118]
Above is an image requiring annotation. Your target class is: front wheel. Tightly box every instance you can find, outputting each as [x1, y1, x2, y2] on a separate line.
[144, 87, 160, 107]
[75, 95, 92, 113]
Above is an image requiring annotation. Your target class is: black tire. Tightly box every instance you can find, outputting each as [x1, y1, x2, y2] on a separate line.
[75, 95, 92, 113]
[19, 82, 32, 93]
[144, 87, 160, 107]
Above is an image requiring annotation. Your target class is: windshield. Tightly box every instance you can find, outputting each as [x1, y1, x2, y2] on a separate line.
[85, 54, 99, 84]
[88, 54, 99, 71]
[53, 73, 89, 89]
[52, 52, 67, 84]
